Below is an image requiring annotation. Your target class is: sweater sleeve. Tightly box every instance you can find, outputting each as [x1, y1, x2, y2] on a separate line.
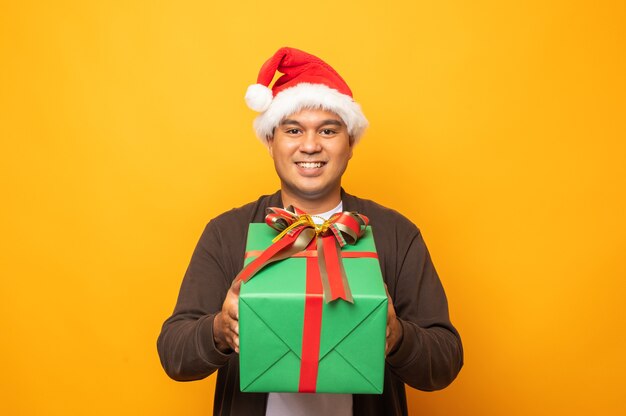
[157, 220, 235, 381]
[385, 229, 464, 391]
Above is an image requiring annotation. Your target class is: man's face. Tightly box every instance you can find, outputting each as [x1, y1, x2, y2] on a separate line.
[268, 108, 353, 204]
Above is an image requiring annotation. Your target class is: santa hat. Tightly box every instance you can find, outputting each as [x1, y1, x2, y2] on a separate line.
[245, 47, 368, 144]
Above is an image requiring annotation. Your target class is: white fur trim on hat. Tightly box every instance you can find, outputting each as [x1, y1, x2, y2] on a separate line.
[252, 83, 368, 144]
[245, 83, 273, 112]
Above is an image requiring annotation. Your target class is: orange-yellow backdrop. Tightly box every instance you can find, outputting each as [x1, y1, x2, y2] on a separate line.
[1, 1, 625, 415]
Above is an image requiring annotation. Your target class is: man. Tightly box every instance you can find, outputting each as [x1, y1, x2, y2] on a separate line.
[157, 47, 463, 415]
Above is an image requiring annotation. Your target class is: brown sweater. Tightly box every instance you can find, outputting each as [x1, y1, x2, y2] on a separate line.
[157, 190, 463, 415]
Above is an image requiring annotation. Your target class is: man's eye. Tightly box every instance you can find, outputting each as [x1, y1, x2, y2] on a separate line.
[286, 129, 301, 134]
[320, 129, 336, 135]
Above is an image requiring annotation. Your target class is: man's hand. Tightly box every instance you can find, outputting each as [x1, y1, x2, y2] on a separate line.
[213, 279, 242, 354]
[385, 284, 403, 356]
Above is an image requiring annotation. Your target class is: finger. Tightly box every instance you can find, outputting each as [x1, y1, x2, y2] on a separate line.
[231, 278, 242, 295]
[234, 335, 240, 353]
[384, 284, 394, 306]
[227, 305, 239, 321]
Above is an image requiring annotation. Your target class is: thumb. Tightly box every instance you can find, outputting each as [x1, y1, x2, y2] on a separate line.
[231, 278, 243, 296]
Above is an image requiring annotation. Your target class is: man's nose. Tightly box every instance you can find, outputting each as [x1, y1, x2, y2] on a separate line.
[299, 130, 322, 153]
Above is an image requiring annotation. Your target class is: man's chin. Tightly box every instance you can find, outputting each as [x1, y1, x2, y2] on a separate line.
[283, 183, 339, 202]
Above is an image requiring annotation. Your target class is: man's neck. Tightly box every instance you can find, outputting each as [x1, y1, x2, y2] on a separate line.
[280, 188, 342, 215]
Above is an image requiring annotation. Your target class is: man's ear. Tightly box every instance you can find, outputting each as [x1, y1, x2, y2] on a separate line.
[267, 136, 274, 159]
[348, 137, 354, 160]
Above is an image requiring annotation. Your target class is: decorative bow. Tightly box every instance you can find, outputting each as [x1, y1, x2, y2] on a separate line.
[236, 206, 369, 303]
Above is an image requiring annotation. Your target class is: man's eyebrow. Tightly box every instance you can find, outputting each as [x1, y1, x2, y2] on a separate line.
[319, 119, 344, 127]
[279, 119, 344, 127]
[280, 119, 303, 126]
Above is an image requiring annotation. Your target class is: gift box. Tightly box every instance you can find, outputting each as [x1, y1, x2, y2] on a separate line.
[239, 222, 387, 394]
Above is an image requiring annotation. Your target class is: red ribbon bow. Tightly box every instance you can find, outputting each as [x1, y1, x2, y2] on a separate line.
[236, 206, 369, 303]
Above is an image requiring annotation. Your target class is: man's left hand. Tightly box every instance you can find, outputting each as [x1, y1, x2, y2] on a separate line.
[385, 284, 403, 356]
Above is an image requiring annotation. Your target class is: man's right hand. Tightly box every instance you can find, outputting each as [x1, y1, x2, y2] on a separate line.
[213, 279, 242, 354]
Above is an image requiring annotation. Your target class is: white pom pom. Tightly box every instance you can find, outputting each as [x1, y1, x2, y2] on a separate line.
[245, 84, 273, 112]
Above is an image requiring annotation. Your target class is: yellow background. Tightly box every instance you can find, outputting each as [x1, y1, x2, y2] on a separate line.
[1, 1, 625, 414]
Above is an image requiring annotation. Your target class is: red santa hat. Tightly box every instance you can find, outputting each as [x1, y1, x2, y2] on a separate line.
[245, 47, 368, 144]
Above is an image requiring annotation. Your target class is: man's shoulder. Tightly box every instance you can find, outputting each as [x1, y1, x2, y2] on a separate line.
[346, 194, 427, 258]
[346, 193, 420, 234]
[208, 191, 280, 230]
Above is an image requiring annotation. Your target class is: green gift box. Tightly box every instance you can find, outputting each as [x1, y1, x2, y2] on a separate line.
[239, 223, 387, 394]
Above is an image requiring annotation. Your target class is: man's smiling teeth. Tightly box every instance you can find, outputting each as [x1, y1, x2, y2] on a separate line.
[297, 162, 325, 168]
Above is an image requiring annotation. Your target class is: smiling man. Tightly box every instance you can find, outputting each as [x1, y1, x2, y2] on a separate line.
[157, 47, 463, 416]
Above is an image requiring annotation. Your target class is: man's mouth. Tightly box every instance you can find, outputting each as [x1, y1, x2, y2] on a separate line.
[296, 162, 326, 169]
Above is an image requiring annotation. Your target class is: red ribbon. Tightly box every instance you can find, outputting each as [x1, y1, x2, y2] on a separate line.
[299, 240, 323, 393]
[244, 250, 378, 259]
